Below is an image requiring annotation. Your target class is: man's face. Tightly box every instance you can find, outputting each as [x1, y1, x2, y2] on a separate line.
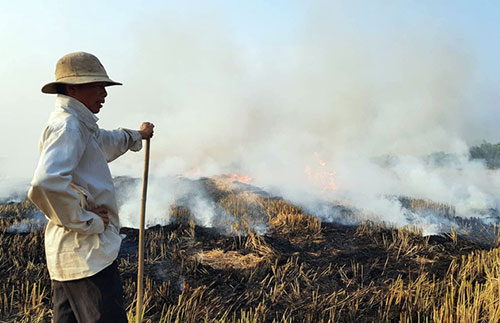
[67, 83, 108, 114]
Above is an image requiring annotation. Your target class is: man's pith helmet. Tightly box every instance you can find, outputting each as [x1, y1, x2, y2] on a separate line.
[41, 52, 122, 94]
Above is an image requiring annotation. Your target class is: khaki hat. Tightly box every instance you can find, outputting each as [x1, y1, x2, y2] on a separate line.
[41, 52, 122, 94]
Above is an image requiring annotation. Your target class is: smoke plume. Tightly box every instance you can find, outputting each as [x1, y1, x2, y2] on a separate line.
[2, 3, 499, 235]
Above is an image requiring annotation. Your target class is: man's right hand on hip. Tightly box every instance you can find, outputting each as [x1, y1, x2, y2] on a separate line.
[90, 206, 110, 228]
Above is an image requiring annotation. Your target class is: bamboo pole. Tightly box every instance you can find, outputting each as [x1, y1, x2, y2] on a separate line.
[136, 138, 150, 323]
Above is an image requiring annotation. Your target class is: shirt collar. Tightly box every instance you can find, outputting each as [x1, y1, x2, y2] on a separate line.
[55, 95, 99, 132]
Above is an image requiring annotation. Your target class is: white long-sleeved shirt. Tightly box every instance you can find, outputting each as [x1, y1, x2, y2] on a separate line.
[28, 95, 142, 281]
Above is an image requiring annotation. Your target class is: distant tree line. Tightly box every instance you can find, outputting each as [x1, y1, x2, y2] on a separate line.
[469, 141, 500, 169]
[372, 141, 500, 170]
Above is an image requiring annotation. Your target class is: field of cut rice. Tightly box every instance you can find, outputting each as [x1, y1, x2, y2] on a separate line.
[1, 176, 499, 322]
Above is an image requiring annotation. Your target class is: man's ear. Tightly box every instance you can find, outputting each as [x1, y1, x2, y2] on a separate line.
[66, 85, 75, 95]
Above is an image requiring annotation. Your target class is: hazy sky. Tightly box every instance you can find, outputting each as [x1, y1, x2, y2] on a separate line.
[1, 1, 500, 185]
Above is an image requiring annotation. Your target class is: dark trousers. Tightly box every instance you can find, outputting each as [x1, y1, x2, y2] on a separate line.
[52, 261, 128, 323]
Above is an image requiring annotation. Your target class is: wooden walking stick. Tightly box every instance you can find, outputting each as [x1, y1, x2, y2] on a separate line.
[136, 138, 150, 323]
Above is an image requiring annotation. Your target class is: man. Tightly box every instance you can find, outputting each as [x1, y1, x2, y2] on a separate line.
[28, 52, 154, 322]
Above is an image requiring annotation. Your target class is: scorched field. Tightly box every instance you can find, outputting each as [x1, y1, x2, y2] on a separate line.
[1, 175, 500, 322]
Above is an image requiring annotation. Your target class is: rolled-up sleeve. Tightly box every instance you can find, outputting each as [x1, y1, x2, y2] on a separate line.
[96, 128, 142, 162]
[28, 124, 105, 234]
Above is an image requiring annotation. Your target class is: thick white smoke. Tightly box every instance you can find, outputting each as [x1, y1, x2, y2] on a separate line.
[104, 5, 499, 235]
[1, 3, 499, 236]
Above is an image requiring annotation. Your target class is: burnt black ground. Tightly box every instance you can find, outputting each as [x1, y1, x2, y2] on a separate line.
[1, 177, 498, 322]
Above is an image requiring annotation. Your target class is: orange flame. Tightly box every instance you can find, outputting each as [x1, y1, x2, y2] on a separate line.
[229, 173, 252, 184]
[186, 167, 202, 177]
[305, 153, 338, 192]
